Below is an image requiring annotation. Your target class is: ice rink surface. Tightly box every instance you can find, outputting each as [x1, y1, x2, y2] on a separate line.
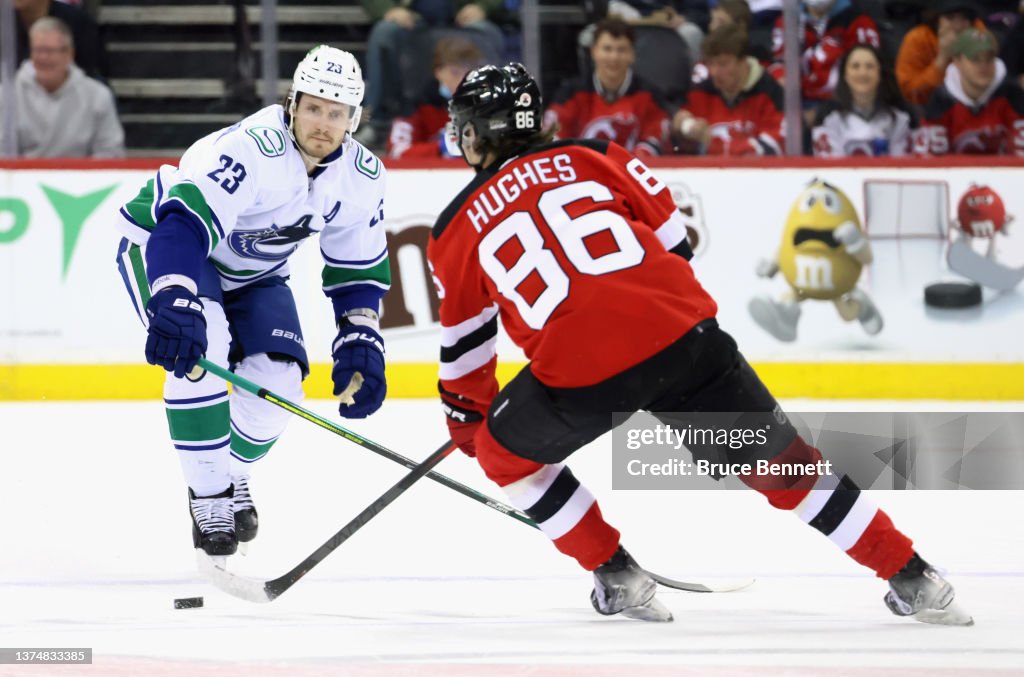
[1, 398, 1021, 676]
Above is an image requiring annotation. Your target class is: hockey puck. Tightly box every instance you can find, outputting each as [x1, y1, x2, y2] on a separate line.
[924, 282, 982, 308]
[173, 596, 204, 609]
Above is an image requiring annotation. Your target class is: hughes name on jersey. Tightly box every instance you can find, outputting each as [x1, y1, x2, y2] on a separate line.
[116, 104, 390, 310]
[427, 139, 717, 410]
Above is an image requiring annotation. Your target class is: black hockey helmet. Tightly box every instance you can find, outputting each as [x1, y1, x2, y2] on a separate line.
[448, 62, 543, 162]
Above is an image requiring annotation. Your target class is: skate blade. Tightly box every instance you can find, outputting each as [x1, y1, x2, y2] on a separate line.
[621, 597, 674, 622]
[237, 541, 250, 557]
[912, 601, 974, 626]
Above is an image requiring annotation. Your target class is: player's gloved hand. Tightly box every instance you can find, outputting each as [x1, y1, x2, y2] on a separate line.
[755, 258, 779, 278]
[145, 286, 207, 379]
[440, 390, 484, 457]
[834, 220, 867, 254]
[332, 324, 386, 418]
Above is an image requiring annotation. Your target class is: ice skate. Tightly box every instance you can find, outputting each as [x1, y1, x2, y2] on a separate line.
[884, 553, 973, 626]
[189, 486, 237, 557]
[591, 546, 673, 622]
[232, 474, 259, 544]
[748, 295, 800, 342]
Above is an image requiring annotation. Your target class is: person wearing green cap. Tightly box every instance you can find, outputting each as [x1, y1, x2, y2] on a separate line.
[895, 0, 986, 106]
[915, 27, 1024, 156]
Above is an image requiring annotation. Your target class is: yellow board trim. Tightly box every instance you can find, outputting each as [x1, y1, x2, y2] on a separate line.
[2, 362, 1023, 401]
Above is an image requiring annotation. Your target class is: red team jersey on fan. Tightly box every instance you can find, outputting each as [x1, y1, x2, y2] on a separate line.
[427, 140, 717, 410]
[543, 74, 671, 157]
[387, 84, 454, 159]
[915, 75, 1024, 156]
[682, 66, 786, 155]
[771, 5, 880, 101]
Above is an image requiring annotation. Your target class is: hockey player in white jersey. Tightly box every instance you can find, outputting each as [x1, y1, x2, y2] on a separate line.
[115, 46, 390, 556]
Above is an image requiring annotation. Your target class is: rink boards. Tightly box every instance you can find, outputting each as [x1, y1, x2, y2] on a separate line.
[1, 156, 1022, 400]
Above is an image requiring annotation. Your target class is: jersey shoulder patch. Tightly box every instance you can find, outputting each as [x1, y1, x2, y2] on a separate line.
[353, 143, 383, 180]
[244, 125, 288, 157]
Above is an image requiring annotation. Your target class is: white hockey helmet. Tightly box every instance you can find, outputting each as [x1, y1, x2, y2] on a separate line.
[290, 45, 365, 133]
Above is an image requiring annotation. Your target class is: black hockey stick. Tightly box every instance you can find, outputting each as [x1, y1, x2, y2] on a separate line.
[197, 440, 457, 602]
[196, 358, 753, 594]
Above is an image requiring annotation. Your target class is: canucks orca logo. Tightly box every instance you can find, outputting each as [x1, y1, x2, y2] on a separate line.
[227, 214, 315, 262]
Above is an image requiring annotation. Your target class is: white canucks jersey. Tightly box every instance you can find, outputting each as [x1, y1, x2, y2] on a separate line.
[116, 104, 389, 296]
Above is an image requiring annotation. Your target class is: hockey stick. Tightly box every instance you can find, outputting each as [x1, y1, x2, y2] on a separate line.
[196, 358, 753, 594]
[198, 440, 457, 602]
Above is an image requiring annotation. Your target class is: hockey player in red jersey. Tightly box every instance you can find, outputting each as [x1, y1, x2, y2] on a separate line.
[428, 62, 972, 625]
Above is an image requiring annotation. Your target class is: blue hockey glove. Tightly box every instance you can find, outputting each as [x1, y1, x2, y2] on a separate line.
[332, 324, 386, 418]
[145, 286, 207, 379]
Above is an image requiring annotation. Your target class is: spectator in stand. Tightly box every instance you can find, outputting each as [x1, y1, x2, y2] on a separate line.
[998, 5, 1024, 89]
[711, 0, 753, 33]
[770, 0, 880, 110]
[359, 0, 507, 141]
[387, 37, 484, 159]
[605, 0, 709, 65]
[895, 0, 986, 107]
[693, 0, 754, 83]
[812, 44, 915, 156]
[544, 18, 671, 157]
[0, 17, 124, 157]
[915, 28, 1024, 156]
[673, 23, 785, 155]
[14, 0, 105, 79]
[748, 0, 781, 27]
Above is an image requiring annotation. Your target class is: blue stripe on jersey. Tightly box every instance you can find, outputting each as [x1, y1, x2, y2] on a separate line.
[230, 419, 276, 443]
[214, 258, 289, 283]
[320, 245, 389, 267]
[116, 237, 144, 323]
[165, 392, 230, 406]
[120, 206, 148, 230]
[174, 440, 231, 452]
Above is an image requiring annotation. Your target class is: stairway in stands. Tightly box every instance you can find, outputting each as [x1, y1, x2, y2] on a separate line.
[99, 0, 372, 156]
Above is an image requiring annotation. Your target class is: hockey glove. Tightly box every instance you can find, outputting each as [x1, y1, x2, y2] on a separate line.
[145, 286, 207, 379]
[332, 325, 386, 418]
[440, 388, 485, 457]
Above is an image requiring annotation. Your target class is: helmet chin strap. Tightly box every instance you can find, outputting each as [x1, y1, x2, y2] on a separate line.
[287, 97, 347, 169]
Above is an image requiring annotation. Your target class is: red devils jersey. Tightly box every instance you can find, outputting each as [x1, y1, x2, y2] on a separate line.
[771, 6, 880, 101]
[428, 139, 717, 412]
[915, 80, 1024, 156]
[682, 69, 786, 155]
[387, 84, 452, 159]
[543, 73, 671, 157]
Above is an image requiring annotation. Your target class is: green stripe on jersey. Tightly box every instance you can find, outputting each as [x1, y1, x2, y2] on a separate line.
[166, 401, 230, 442]
[322, 256, 391, 291]
[230, 430, 277, 461]
[164, 182, 220, 251]
[124, 179, 157, 230]
[127, 244, 151, 305]
[212, 259, 265, 279]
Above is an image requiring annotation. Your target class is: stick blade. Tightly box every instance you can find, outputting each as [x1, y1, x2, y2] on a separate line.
[195, 551, 275, 603]
[646, 570, 756, 593]
[947, 238, 1024, 291]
